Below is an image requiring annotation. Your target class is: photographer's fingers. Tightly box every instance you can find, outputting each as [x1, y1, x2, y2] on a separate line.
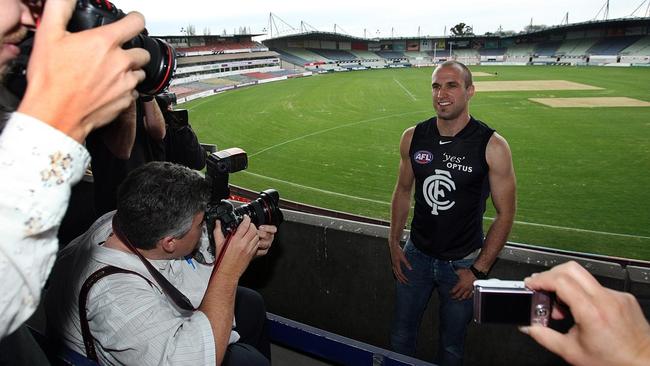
[124, 48, 151, 77]
[521, 326, 574, 361]
[526, 261, 601, 295]
[97, 11, 146, 47]
[255, 226, 275, 257]
[525, 262, 600, 318]
[212, 221, 225, 257]
[232, 215, 253, 239]
[36, 0, 76, 39]
[231, 216, 260, 254]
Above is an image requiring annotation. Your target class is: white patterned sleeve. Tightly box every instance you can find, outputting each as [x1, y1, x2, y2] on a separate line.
[0, 112, 89, 338]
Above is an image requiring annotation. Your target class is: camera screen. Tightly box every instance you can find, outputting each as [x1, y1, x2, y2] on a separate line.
[480, 292, 532, 325]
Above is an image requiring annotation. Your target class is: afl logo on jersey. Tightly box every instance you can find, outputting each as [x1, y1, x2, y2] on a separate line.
[414, 150, 433, 164]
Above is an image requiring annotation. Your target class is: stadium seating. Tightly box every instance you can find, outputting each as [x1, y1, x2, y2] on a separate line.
[533, 41, 562, 56]
[587, 35, 644, 55]
[506, 43, 535, 57]
[283, 48, 329, 62]
[555, 38, 599, 56]
[307, 48, 357, 61]
[349, 50, 379, 60]
[177, 41, 266, 54]
[223, 74, 260, 84]
[375, 51, 406, 59]
[452, 49, 480, 64]
[619, 35, 650, 55]
[479, 48, 506, 56]
[270, 48, 310, 66]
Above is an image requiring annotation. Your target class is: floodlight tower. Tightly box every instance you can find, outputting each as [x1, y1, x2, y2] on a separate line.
[561, 12, 569, 26]
[629, 0, 650, 17]
[593, 0, 610, 21]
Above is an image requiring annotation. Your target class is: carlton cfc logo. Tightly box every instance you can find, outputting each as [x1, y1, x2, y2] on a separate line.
[423, 169, 456, 215]
[414, 150, 433, 164]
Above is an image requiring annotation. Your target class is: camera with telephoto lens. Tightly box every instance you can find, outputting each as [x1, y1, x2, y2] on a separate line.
[68, 0, 177, 95]
[204, 148, 284, 250]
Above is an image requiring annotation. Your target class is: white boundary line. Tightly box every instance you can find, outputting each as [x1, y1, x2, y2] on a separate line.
[243, 171, 388, 205]
[393, 78, 418, 101]
[243, 171, 650, 240]
[187, 97, 217, 111]
[249, 110, 429, 158]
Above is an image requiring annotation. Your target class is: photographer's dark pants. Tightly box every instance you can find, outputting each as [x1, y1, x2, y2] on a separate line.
[0, 325, 50, 366]
[223, 287, 271, 366]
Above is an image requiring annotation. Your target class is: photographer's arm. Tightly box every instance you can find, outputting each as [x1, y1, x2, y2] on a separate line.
[451, 133, 515, 300]
[17, 0, 149, 143]
[0, 0, 147, 338]
[199, 217, 260, 365]
[142, 99, 166, 141]
[0, 113, 90, 338]
[100, 101, 137, 160]
[522, 261, 650, 366]
[389, 127, 415, 284]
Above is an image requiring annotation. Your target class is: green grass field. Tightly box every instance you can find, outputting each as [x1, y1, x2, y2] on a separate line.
[181, 66, 650, 260]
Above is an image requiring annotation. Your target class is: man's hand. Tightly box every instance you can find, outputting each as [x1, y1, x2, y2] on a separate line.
[450, 268, 475, 300]
[17, 0, 150, 143]
[389, 243, 412, 284]
[255, 225, 277, 257]
[521, 261, 650, 366]
[213, 216, 258, 280]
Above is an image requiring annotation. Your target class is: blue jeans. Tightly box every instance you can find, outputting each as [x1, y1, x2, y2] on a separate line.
[390, 239, 475, 366]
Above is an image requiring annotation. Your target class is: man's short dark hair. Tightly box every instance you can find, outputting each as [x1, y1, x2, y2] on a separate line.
[436, 61, 473, 89]
[115, 161, 210, 249]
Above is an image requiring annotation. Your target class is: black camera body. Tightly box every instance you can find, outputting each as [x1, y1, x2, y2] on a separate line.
[68, 0, 176, 95]
[204, 148, 283, 248]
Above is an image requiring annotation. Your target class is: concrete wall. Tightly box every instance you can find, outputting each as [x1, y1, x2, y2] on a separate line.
[241, 209, 650, 366]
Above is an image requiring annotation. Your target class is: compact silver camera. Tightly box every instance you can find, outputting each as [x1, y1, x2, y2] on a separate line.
[473, 279, 551, 326]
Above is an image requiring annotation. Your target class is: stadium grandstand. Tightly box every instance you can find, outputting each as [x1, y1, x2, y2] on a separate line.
[165, 17, 649, 104]
[261, 17, 650, 69]
[158, 34, 310, 101]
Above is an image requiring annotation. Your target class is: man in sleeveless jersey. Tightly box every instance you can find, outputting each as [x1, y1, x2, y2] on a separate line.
[388, 61, 516, 366]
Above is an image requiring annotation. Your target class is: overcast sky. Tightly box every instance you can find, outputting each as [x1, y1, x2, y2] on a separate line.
[116, 0, 647, 38]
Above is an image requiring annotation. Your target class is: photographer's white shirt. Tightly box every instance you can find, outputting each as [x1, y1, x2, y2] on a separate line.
[45, 211, 237, 366]
[0, 112, 89, 339]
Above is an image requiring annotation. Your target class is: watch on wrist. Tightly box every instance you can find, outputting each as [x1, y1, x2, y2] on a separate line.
[470, 265, 488, 279]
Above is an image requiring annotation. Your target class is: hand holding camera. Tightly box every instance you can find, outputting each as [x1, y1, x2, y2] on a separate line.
[212, 216, 260, 281]
[521, 261, 650, 366]
[18, 0, 149, 143]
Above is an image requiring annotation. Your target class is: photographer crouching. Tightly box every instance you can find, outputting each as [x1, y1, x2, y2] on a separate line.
[45, 161, 278, 365]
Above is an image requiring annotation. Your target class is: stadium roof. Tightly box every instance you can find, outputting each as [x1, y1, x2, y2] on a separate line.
[265, 31, 368, 42]
[511, 16, 650, 37]
[266, 17, 650, 42]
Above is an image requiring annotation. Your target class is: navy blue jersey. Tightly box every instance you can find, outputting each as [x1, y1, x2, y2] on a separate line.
[409, 116, 494, 260]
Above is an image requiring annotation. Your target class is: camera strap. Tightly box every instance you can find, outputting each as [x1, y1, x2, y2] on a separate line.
[78, 265, 152, 361]
[111, 214, 196, 312]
